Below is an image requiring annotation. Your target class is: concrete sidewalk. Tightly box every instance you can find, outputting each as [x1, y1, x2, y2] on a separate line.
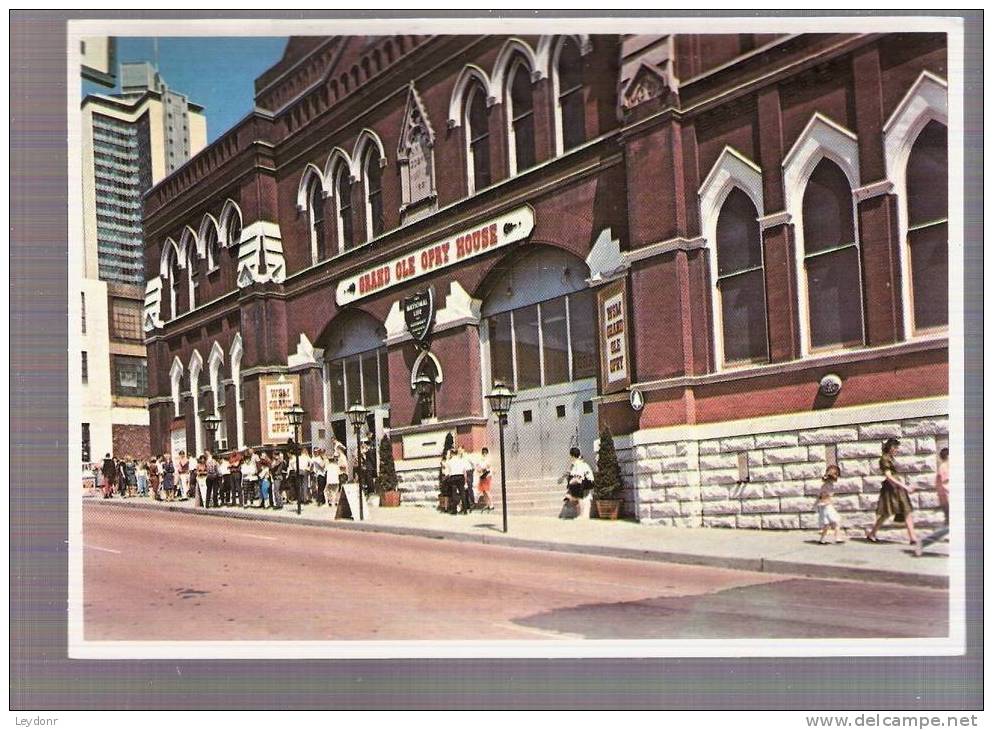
[85, 492, 950, 589]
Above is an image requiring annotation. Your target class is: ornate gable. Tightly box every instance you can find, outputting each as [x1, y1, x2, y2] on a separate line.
[397, 82, 438, 224]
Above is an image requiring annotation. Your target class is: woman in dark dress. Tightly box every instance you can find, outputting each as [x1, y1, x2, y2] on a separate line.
[865, 438, 919, 545]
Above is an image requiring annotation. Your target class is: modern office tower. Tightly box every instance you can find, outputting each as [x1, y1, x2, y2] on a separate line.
[79, 61, 206, 463]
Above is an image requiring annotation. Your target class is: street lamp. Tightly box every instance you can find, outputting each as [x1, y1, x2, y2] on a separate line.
[485, 381, 516, 533]
[203, 414, 222, 451]
[346, 403, 369, 521]
[286, 403, 306, 515]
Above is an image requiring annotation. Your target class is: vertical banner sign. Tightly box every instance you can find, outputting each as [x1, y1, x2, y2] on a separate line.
[597, 279, 631, 393]
[259, 374, 300, 444]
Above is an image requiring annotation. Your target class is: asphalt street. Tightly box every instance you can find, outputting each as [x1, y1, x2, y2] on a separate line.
[83, 503, 948, 641]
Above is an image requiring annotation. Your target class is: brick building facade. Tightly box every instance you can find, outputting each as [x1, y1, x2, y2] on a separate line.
[143, 33, 949, 527]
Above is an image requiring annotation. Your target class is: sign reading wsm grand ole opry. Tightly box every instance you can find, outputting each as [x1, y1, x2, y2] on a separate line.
[142, 33, 950, 528]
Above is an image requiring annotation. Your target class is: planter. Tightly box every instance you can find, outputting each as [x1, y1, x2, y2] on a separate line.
[380, 490, 401, 507]
[594, 498, 622, 520]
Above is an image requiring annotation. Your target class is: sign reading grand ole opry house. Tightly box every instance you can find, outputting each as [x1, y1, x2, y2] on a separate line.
[335, 206, 535, 306]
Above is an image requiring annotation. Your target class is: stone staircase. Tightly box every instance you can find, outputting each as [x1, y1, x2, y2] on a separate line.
[496, 478, 567, 516]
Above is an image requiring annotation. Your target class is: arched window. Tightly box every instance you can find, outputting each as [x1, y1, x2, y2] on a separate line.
[230, 334, 244, 450]
[556, 38, 586, 153]
[203, 222, 221, 271]
[334, 164, 354, 251]
[412, 353, 439, 424]
[164, 242, 180, 320]
[905, 120, 948, 333]
[465, 83, 491, 194]
[364, 146, 384, 240]
[508, 60, 535, 174]
[715, 188, 768, 364]
[222, 204, 242, 249]
[801, 159, 864, 351]
[307, 176, 327, 262]
[185, 239, 198, 311]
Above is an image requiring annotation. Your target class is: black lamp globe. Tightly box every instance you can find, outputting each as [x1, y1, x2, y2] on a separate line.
[485, 381, 515, 417]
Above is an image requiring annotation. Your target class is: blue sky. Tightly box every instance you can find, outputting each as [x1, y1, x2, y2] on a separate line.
[82, 37, 289, 142]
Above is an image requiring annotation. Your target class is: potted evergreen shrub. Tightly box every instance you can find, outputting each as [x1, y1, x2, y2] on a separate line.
[377, 434, 401, 507]
[593, 427, 624, 520]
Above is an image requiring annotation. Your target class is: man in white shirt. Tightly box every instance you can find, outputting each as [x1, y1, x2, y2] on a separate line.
[565, 447, 595, 519]
[240, 449, 258, 507]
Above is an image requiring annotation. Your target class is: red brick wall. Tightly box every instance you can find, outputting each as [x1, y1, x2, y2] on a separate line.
[112, 424, 151, 459]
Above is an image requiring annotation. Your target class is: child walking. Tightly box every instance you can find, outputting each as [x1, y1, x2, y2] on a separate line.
[815, 465, 844, 544]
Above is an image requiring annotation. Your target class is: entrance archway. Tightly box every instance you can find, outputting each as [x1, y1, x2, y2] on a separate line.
[316, 310, 390, 458]
[477, 246, 599, 512]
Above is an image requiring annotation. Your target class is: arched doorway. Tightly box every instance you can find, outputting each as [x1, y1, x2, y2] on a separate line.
[478, 246, 599, 507]
[317, 310, 390, 457]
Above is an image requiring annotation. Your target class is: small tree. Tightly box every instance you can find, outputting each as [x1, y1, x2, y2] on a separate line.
[593, 427, 623, 500]
[377, 434, 398, 495]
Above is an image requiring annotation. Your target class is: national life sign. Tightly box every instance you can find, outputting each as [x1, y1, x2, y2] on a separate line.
[403, 287, 435, 343]
[334, 205, 535, 306]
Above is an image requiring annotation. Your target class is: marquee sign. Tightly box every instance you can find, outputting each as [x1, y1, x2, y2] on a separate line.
[597, 278, 631, 393]
[403, 287, 435, 344]
[334, 205, 535, 306]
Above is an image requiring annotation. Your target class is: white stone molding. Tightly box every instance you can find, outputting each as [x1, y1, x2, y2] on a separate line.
[169, 356, 184, 418]
[623, 236, 707, 265]
[883, 71, 948, 339]
[384, 300, 406, 341]
[322, 146, 353, 187]
[287, 333, 321, 369]
[852, 179, 895, 203]
[585, 227, 628, 284]
[535, 34, 592, 79]
[198, 213, 222, 270]
[699, 146, 765, 370]
[143, 276, 164, 333]
[295, 162, 327, 213]
[218, 199, 244, 248]
[229, 333, 245, 449]
[447, 64, 492, 129]
[491, 37, 542, 98]
[782, 112, 862, 356]
[757, 211, 792, 230]
[397, 82, 438, 219]
[159, 236, 180, 279]
[179, 224, 201, 261]
[500, 49, 539, 176]
[207, 341, 224, 418]
[410, 350, 444, 390]
[350, 128, 388, 182]
[236, 221, 286, 287]
[385, 281, 482, 345]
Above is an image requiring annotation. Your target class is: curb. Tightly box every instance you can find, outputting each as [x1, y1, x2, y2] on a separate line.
[87, 499, 948, 590]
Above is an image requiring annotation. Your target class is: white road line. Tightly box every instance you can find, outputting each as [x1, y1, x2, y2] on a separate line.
[237, 533, 278, 541]
[86, 545, 121, 554]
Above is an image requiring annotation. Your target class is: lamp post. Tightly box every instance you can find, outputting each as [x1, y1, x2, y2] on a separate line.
[346, 403, 369, 521]
[203, 414, 222, 452]
[485, 381, 516, 534]
[286, 403, 306, 515]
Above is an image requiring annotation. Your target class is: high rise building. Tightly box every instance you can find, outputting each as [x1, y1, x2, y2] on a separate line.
[79, 61, 206, 464]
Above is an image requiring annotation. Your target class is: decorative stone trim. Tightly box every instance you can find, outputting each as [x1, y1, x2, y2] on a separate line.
[389, 415, 489, 437]
[287, 333, 322, 369]
[584, 227, 628, 284]
[624, 236, 707, 265]
[240, 364, 289, 379]
[237, 221, 286, 288]
[852, 179, 895, 202]
[385, 281, 481, 346]
[758, 210, 792, 230]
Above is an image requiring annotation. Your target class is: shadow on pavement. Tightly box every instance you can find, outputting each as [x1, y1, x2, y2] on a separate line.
[512, 578, 949, 640]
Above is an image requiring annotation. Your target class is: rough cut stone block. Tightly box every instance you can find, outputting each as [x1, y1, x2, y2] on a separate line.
[741, 498, 781, 514]
[893, 456, 933, 474]
[838, 459, 873, 477]
[859, 493, 880, 510]
[646, 443, 678, 459]
[635, 474, 655, 490]
[683, 471, 701, 487]
[637, 504, 653, 520]
[700, 485, 730, 501]
[736, 514, 762, 529]
[804, 480, 826, 496]
[763, 481, 805, 498]
[859, 422, 903, 440]
[699, 453, 739, 470]
[652, 471, 685, 489]
[680, 502, 703, 518]
[764, 447, 808, 464]
[719, 435, 755, 452]
[666, 486, 698, 502]
[782, 463, 826, 481]
[915, 437, 937, 455]
[732, 483, 764, 500]
[837, 441, 884, 459]
[702, 499, 740, 515]
[799, 513, 822, 529]
[901, 418, 948, 437]
[832, 495, 861, 512]
[651, 502, 683, 518]
[762, 514, 800, 529]
[754, 432, 798, 449]
[832, 477, 863, 494]
[806, 447, 827, 463]
[748, 465, 783, 483]
[634, 446, 649, 460]
[798, 427, 859, 445]
[779, 496, 813, 513]
[913, 510, 947, 528]
[748, 452, 764, 467]
[634, 461, 659, 476]
[700, 469, 739, 486]
[699, 440, 720, 455]
[862, 476, 885, 494]
[702, 515, 736, 528]
[660, 456, 692, 472]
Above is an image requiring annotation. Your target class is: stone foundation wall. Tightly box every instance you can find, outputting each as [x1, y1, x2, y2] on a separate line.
[395, 459, 441, 505]
[619, 414, 948, 530]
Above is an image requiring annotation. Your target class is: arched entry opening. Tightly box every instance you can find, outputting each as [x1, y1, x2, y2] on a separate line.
[316, 310, 390, 457]
[477, 246, 598, 507]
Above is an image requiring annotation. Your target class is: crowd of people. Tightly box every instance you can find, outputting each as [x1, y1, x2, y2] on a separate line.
[437, 444, 493, 515]
[91, 436, 375, 512]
